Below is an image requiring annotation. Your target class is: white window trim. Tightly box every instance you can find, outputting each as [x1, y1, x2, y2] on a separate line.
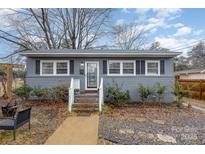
[40, 60, 70, 76]
[107, 60, 136, 76]
[145, 60, 160, 76]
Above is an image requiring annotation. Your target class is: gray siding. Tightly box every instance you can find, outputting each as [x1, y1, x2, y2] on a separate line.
[26, 57, 174, 102]
[102, 76, 174, 102]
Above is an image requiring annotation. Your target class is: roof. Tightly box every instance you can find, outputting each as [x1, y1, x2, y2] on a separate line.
[20, 49, 181, 58]
[175, 68, 205, 75]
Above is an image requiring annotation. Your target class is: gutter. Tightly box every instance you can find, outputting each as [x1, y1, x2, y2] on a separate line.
[20, 52, 182, 58]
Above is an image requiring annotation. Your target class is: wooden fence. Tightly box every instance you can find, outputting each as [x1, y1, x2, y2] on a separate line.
[177, 79, 205, 100]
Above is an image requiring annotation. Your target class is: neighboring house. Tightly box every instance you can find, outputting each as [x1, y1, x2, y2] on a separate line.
[175, 68, 205, 80]
[20, 49, 180, 103]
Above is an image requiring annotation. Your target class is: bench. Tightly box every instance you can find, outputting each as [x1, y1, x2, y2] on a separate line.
[1, 105, 17, 117]
[0, 108, 32, 140]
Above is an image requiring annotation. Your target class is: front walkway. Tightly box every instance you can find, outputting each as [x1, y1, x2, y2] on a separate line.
[45, 114, 99, 145]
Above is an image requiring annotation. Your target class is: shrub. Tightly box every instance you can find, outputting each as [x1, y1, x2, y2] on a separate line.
[138, 84, 155, 102]
[30, 87, 51, 101]
[13, 84, 33, 100]
[30, 85, 68, 102]
[52, 85, 68, 102]
[172, 80, 190, 107]
[155, 82, 166, 102]
[105, 81, 130, 106]
[31, 87, 44, 98]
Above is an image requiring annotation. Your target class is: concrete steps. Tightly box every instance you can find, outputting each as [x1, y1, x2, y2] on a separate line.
[72, 107, 99, 113]
[73, 92, 99, 113]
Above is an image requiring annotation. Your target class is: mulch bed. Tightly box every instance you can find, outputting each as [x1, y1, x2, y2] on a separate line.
[98, 103, 205, 145]
[0, 100, 68, 144]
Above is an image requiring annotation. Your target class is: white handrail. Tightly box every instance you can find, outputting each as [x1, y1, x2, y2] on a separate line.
[99, 77, 104, 112]
[68, 78, 74, 112]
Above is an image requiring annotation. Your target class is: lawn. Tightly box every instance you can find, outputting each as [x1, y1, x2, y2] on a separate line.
[98, 103, 205, 145]
[0, 100, 68, 144]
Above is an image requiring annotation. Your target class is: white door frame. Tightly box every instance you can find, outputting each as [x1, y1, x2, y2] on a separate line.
[85, 61, 99, 90]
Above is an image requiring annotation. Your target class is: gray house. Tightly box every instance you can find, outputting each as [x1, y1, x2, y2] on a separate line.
[21, 49, 180, 111]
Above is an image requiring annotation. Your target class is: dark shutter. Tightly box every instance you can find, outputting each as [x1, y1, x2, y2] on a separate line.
[70, 60, 74, 74]
[160, 60, 165, 75]
[136, 60, 141, 74]
[140, 60, 145, 74]
[103, 60, 107, 74]
[35, 60, 40, 74]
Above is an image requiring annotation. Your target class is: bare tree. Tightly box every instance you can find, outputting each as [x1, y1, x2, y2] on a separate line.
[174, 56, 190, 71]
[149, 41, 170, 51]
[111, 22, 146, 50]
[0, 8, 112, 53]
[188, 41, 205, 68]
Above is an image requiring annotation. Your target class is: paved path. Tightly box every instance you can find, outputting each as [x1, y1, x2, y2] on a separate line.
[45, 114, 99, 145]
[183, 103, 205, 113]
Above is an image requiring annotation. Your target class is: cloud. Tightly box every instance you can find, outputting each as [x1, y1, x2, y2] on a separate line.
[135, 8, 151, 21]
[0, 9, 15, 16]
[152, 8, 182, 20]
[135, 8, 151, 15]
[0, 9, 19, 30]
[150, 28, 157, 34]
[174, 26, 192, 37]
[154, 36, 198, 55]
[143, 17, 169, 32]
[121, 8, 130, 14]
[135, 8, 181, 20]
[174, 23, 184, 28]
[115, 19, 125, 25]
[193, 29, 203, 36]
[134, 8, 182, 35]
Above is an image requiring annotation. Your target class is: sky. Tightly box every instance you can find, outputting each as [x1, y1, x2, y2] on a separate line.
[111, 8, 205, 55]
[0, 8, 205, 57]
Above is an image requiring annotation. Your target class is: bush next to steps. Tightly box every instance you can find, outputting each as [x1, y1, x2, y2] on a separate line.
[105, 81, 130, 106]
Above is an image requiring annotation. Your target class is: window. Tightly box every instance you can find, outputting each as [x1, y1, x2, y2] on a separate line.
[40, 60, 69, 75]
[146, 60, 160, 75]
[56, 62, 68, 74]
[123, 62, 134, 74]
[108, 61, 135, 75]
[42, 62, 54, 75]
[109, 62, 121, 74]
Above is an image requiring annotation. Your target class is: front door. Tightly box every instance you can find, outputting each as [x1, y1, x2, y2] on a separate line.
[85, 61, 99, 90]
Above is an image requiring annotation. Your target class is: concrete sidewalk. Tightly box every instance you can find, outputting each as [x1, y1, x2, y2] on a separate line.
[183, 103, 205, 113]
[45, 114, 99, 145]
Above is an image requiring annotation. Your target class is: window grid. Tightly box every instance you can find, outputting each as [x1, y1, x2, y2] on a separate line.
[42, 62, 53, 75]
[108, 61, 135, 76]
[40, 60, 69, 76]
[145, 60, 160, 76]
[56, 62, 68, 74]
